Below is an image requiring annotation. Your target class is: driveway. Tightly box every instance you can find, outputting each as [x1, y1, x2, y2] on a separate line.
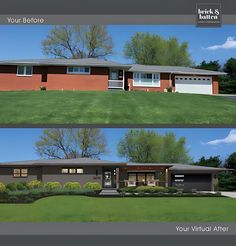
[221, 192, 236, 198]
[216, 94, 236, 100]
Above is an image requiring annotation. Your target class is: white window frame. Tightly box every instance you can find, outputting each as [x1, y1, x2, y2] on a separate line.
[17, 65, 33, 77]
[133, 72, 160, 87]
[67, 66, 90, 75]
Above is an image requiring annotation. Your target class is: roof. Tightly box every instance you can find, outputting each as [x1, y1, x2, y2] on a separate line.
[0, 158, 125, 167]
[0, 58, 131, 68]
[129, 64, 226, 76]
[169, 163, 226, 172]
[127, 162, 226, 172]
[0, 58, 226, 75]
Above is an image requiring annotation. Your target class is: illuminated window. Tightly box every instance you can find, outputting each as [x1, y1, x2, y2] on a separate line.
[13, 168, 28, 177]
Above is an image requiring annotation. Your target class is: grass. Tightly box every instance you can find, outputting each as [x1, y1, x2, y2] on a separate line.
[0, 196, 236, 222]
[0, 91, 235, 124]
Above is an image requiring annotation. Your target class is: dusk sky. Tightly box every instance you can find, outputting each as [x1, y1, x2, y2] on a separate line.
[0, 25, 236, 65]
[0, 128, 235, 163]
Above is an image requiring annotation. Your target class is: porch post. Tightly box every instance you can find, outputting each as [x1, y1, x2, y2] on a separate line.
[122, 70, 125, 90]
[116, 167, 120, 189]
[165, 168, 169, 187]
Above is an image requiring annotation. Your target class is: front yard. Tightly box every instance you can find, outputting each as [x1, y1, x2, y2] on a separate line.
[0, 196, 235, 222]
[0, 91, 235, 124]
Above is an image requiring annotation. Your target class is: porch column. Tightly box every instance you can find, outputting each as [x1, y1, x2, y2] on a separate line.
[165, 168, 169, 187]
[116, 167, 120, 189]
[122, 70, 125, 90]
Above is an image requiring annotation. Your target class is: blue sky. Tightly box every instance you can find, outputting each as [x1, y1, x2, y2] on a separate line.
[0, 128, 235, 163]
[0, 25, 236, 65]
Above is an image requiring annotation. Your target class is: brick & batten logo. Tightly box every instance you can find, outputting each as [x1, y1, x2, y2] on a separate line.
[196, 3, 221, 27]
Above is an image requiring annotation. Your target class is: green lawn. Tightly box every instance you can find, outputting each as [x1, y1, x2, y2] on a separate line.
[0, 196, 236, 222]
[0, 91, 235, 124]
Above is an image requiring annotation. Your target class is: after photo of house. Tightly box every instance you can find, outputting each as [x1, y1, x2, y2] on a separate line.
[0, 25, 235, 124]
[0, 128, 235, 222]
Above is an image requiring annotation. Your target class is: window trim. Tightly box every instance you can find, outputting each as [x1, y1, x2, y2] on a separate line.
[17, 65, 33, 77]
[133, 72, 160, 87]
[13, 168, 28, 178]
[67, 66, 91, 75]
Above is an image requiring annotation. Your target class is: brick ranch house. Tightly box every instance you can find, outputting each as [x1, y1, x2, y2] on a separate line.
[0, 158, 226, 191]
[0, 58, 226, 94]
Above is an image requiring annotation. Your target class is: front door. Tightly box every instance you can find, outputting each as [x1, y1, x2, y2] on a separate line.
[103, 169, 115, 188]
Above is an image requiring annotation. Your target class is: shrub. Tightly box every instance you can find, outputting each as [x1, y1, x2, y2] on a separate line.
[6, 183, 18, 191]
[166, 187, 178, 193]
[64, 182, 81, 190]
[44, 182, 62, 190]
[166, 86, 172, 92]
[40, 86, 46, 91]
[118, 186, 137, 193]
[83, 182, 101, 191]
[136, 186, 166, 193]
[0, 182, 6, 193]
[16, 182, 28, 191]
[27, 180, 42, 189]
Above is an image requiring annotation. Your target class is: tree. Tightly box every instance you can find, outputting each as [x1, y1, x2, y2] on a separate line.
[193, 156, 222, 168]
[219, 58, 236, 94]
[124, 32, 193, 66]
[42, 25, 113, 59]
[196, 60, 221, 71]
[35, 128, 107, 159]
[117, 129, 191, 163]
[225, 152, 236, 170]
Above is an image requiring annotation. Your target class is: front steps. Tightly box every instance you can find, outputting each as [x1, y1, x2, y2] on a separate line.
[100, 189, 120, 196]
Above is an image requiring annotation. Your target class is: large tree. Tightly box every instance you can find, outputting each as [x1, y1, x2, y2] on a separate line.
[224, 152, 236, 170]
[35, 128, 107, 159]
[117, 129, 191, 163]
[196, 60, 221, 71]
[42, 25, 113, 59]
[193, 156, 222, 168]
[124, 32, 193, 66]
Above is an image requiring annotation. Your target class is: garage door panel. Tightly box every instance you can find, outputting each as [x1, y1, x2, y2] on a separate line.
[175, 76, 212, 95]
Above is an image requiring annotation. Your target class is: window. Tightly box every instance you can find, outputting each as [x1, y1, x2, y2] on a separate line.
[77, 168, 84, 174]
[109, 70, 119, 80]
[133, 72, 160, 87]
[67, 66, 90, 74]
[61, 168, 84, 174]
[13, 168, 28, 177]
[17, 66, 33, 76]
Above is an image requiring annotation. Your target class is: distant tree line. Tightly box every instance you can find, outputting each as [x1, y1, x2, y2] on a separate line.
[196, 59, 236, 94]
[193, 153, 236, 191]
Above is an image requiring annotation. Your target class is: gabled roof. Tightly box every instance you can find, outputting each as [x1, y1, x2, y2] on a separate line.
[0, 58, 131, 68]
[129, 64, 226, 76]
[0, 58, 226, 75]
[0, 158, 125, 167]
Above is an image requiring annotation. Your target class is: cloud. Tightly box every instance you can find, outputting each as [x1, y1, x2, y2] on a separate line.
[205, 129, 236, 145]
[204, 37, 236, 50]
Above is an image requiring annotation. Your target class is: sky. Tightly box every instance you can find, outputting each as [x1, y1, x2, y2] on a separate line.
[0, 25, 236, 65]
[0, 128, 235, 163]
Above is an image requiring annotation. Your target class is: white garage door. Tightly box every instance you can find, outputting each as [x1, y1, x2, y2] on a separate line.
[175, 76, 212, 95]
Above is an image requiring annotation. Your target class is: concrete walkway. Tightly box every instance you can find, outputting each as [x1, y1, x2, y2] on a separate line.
[221, 192, 236, 198]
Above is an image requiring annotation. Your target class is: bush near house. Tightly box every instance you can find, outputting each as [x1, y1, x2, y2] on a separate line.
[27, 180, 43, 189]
[0, 182, 6, 193]
[64, 182, 81, 189]
[83, 182, 101, 191]
[44, 182, 62, 190]
[118, 186, 178, 194]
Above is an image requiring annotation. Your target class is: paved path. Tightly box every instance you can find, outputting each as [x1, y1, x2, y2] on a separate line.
[217, 94, 236, 100]
[221, 192, 236, 198]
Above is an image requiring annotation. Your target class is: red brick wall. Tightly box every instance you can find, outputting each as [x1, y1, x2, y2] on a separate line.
[212, 75, 219, 94]
[0, 65, 109, 91]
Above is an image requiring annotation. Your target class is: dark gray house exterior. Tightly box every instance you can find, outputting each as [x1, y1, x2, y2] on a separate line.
[0, 158, 226, 191]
